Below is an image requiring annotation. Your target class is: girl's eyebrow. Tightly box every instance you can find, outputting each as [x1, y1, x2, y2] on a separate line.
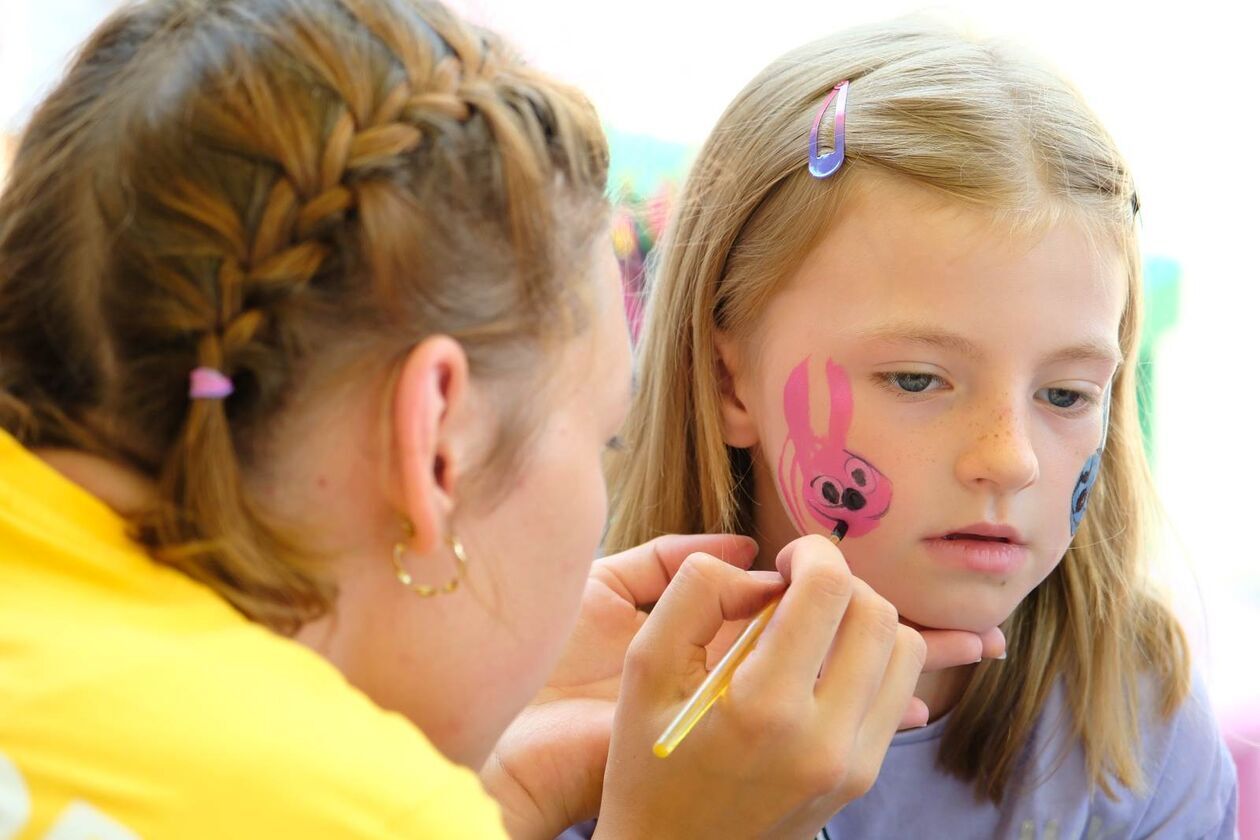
[1041, 341, 1125, 368]
[852, 322, 1124, 367]
[853, 323, 982, 359]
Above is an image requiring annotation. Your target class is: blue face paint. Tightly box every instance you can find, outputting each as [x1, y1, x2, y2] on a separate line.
[1069, 387, 1112, 536]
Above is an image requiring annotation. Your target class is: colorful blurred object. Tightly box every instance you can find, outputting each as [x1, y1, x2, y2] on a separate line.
[1138, 257, 1180, 463]
[1224, 709, 1260, 840]
[611, 182, 677, 342]
[606, 127, 692, 342]
[605, 126, 692, 199]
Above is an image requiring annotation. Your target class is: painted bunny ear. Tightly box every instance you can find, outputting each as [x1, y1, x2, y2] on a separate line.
[783, 357, 815, 444]
[778, 442, 810, 536]
[824, 359, 854, 441]
[780, 358, 818, 537]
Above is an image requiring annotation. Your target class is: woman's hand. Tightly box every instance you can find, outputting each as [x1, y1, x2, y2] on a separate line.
[482, 533, 764, 839]
[484, 533, 1006, 840]
[592, 534, 982, 840]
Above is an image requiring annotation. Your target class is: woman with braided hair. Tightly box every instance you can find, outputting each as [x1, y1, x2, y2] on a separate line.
[0, 1, 1001, 837]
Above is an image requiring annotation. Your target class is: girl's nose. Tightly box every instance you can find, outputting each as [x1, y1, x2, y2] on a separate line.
[954, 403, 1039, 494]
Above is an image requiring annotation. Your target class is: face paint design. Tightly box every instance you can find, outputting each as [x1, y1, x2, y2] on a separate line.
[1069, 387, 1112, 536]
[777, 357, 892, 541]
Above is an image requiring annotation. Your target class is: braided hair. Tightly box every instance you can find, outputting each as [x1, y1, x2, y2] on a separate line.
[0, 0, 609, 631]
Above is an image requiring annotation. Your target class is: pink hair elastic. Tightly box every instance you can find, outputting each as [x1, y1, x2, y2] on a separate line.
[808, 81, 850, 179]
[189, 366, 234, 400]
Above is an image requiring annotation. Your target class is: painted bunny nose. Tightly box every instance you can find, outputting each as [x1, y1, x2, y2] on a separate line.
[841, 488, 866, 510]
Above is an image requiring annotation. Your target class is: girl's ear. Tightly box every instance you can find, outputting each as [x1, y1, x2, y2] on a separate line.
[713, 331, 761, 448]
[390, 335, 472, 556]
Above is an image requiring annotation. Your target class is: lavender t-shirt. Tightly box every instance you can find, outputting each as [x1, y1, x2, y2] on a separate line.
[561, 672, 1237, 838]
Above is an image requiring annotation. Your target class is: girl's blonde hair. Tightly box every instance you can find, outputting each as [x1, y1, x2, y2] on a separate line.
[608, 18, 1188, 802]
[0, 0, 608, 632]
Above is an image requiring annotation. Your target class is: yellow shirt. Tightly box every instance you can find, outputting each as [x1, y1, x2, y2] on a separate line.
[0, 429, 508, 839]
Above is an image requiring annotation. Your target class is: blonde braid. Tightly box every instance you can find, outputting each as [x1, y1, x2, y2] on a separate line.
[136, 8, 442, 628]
[3, 0, 610, 630]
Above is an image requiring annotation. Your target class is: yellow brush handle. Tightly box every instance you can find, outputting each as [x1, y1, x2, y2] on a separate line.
[652, 598, 781, 758]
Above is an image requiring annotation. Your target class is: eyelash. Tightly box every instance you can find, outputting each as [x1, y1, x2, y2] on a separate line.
[605, 435, 626, 452]
[1035, 387, 1098, 416]
[875, 371, 946, 396]
[875, 372, 1100, 416]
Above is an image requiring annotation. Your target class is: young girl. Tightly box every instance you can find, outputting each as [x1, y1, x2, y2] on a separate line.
[602, 17, 1238, 836]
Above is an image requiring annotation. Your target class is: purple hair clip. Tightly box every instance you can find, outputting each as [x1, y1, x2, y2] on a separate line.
[189, 366, 234, 401]
[808, 81, 850, 179]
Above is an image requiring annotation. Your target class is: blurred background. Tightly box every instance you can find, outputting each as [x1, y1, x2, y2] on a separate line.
[3, 0, 1256, 824]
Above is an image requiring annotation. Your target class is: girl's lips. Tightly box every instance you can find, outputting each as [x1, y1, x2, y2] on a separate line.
[922, 536, 1029, 576]
[927, 522, 1026, 545]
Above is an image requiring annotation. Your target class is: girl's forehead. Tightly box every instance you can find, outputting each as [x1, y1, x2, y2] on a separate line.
[816, 176, 1114, 273]
[815, 176, 1117, 282]
[760, 184, 1128, 364]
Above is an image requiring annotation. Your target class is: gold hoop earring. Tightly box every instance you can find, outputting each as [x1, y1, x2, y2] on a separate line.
[391, 519, 467, 597]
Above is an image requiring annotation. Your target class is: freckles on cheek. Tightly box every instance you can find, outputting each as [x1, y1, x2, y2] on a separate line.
[776, 358, 893, 542]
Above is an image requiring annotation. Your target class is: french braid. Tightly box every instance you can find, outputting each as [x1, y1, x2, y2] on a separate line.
[0, 0, 609, 630]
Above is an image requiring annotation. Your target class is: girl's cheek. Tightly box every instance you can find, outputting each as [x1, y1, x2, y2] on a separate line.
[778, 358, 894, 543]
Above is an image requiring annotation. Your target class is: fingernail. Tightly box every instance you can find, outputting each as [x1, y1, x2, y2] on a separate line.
[997, 651, 1007, 660]
[971, 657, 983, 664]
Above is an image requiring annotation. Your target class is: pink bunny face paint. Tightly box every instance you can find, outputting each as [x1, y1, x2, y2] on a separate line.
[777, 357, 892, 541]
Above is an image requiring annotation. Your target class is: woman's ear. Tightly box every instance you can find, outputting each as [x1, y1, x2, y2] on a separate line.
[391, 335, 471, 555]
[713, 331, 760, 448]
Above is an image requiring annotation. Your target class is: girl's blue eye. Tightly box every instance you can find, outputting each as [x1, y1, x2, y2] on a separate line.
[1045, 388, 1081, 409]
[888, 372, 938, 393]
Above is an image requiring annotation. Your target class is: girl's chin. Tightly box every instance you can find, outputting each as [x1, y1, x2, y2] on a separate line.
[894, 602, 1017, 637]
[842, 558, 1028, 635]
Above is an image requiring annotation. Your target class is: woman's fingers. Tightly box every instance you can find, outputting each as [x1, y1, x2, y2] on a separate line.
[737, 535, 856, 698]
[897, 697, 931, 731]
[847, 624, 929, 791]
[812, 575, 903, 731]
[978, 625, 1007, 659]
[599, 535, 946, 840]
[592, 534, 759, 608]
[916, 629, 980, 671]
[625, 552, 784, 691]
[915, 624, 1006, 671]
